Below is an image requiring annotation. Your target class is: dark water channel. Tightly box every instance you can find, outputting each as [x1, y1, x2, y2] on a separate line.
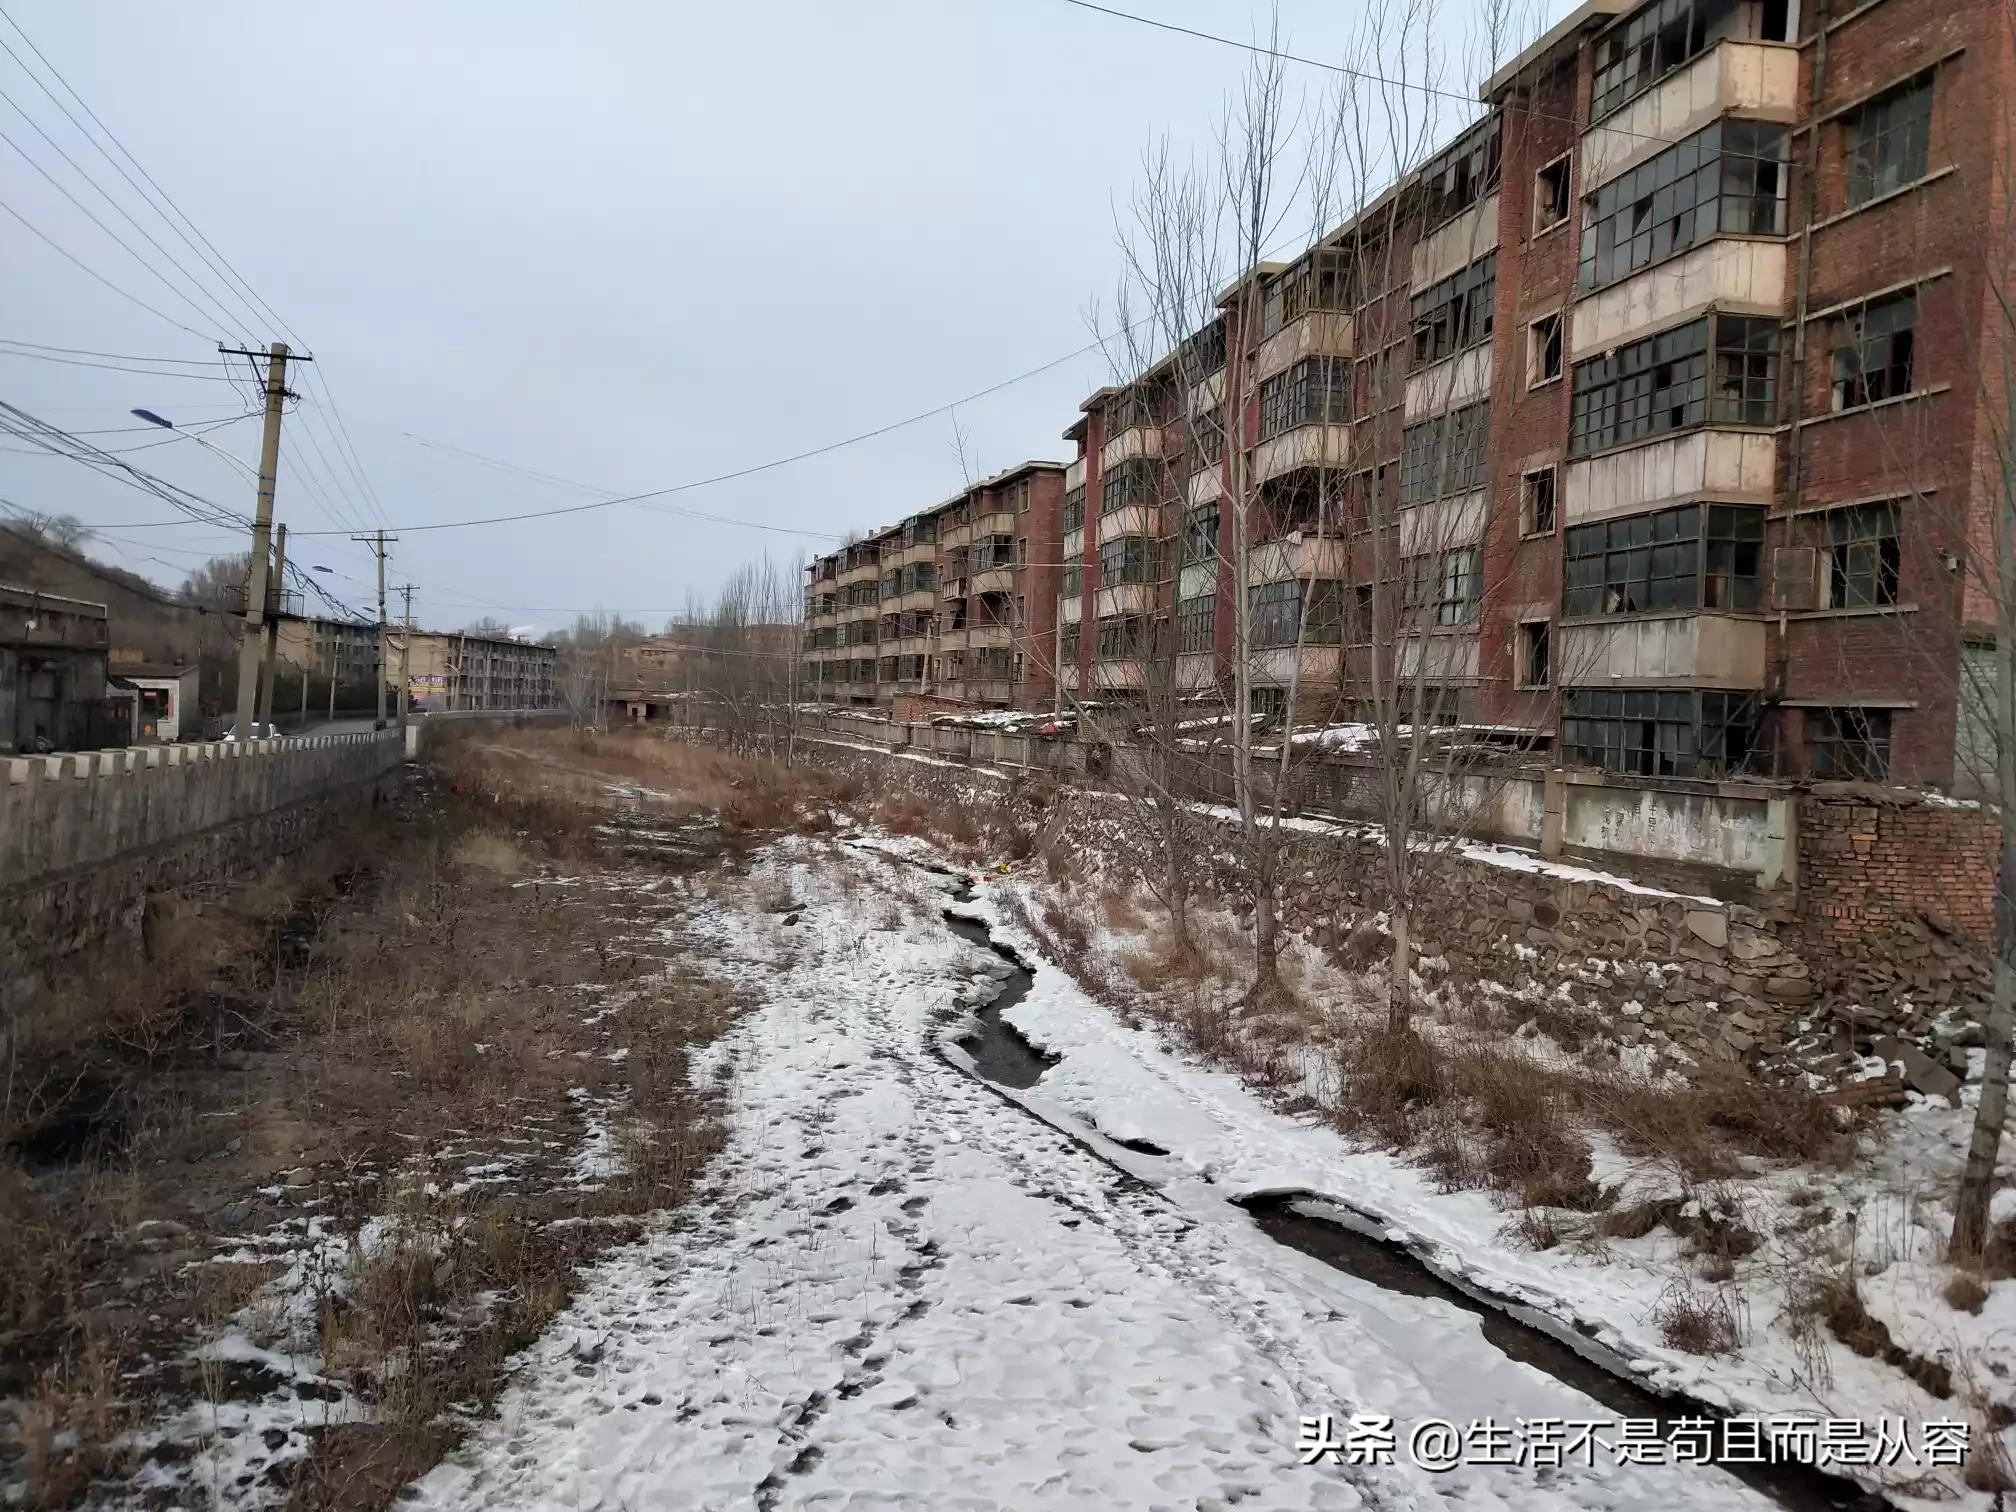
[928, 872, 1892, 1512]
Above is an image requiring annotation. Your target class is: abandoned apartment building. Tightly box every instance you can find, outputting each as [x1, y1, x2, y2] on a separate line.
[801, 0, 2011, 801]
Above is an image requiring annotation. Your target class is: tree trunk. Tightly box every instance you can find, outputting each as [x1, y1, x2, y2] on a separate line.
[1251, 834, 1281, 995]
[1950, 389, 2016, 1259]
[1386, 904, 1412, 1036]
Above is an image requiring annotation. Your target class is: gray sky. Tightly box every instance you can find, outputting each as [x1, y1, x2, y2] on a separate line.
[2, 0, 1558, 639]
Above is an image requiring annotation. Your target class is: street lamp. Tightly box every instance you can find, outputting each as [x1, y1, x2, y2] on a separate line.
[130, 408, 260, 483]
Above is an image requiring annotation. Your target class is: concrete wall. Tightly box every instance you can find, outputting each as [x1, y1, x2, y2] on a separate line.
[2, 730, 404, 890]
[791, 711, 1795, 891]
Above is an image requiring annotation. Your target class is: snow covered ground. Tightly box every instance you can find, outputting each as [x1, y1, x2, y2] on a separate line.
[407, 835, 1804, 1511]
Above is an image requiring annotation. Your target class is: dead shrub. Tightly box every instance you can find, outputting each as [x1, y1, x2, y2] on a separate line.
[1944, 1272, 1990, 1315]
[1802, 1268, 1954, 1398]
[1465, 1052, 1600, 1211]
[1101, 889, 1144, 933]
[1654, 1282, 1742, 1355]
[1039, 898, 1092, 956]
[1334, 1026, 1446, 1142]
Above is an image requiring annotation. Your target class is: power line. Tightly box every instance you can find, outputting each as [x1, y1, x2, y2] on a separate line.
[0, 82, 250, 338]
[0, 337, 230, 366]
[0, 194, 211, 339]
[1052, 0, 1688, 151]
[0, 346, 245, 380]
[286, 335, 1117, 539]
[0, 399, 245, 527]
[0, 122, 232, 338]
[0, 409, 248, 456]
[0, 8, 299, 346]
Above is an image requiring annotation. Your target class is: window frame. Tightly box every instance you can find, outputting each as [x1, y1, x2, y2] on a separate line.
[1534, 154, 1573, 232]
[1399, 402, 1491, 503]
[1411, 252, 1498, 366]
[1830, 290, 1917, 411]
[1519, 618, 1553, 688]
[1176, 593, 1216, 655]
[1521, 467, 1559, 536]
[1258, 357, 1353, 441]
[1806, 706, 1893, 780]
[1098, 533, 1155, 586]
[1844, 72, 1934, 208]
[1529, 311, 1564, 387]
[1561, 686, 1763, 777]
[1822, 501, 1902, 609]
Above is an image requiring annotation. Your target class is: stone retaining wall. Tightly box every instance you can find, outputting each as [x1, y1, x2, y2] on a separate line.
[792, 733, 1990, 1085]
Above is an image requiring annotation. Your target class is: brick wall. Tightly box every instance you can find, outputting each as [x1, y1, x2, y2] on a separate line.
[1797, 788, 1999, 943]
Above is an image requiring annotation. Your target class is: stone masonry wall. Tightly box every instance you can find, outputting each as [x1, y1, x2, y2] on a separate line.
[792, 734, 1991, 1087]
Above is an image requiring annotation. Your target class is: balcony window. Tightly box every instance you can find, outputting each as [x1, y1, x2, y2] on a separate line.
[1569, 314, 1777, 456]
[1262, 248, 1355, 338]
[903, 517, 937, 548]
[1258, 357, 1352, 441]
[1562, 687, 1762, 776]
[1250, 579, 1346, 647]
[1063, 484, 1086, 535]
[1101, 458, 1156, 514]
[1099, 534, 1155, 585]
[1411, 253, 1496, 365]
[1191, 407, 1225, 470]
[1578, 119, 1787, 292]
[1061, 563, 1082, 599]
[1831, 291, 1916, 410]
[1061, 622, 1080, 663]
[1180, 320, 1227, 380]
[1845, 73, 1933, 206]
[1096, 613, 1151, 658]
[1180, 501, 1220, 567]
[1177, 594, 1215, 654]
[1807, 706, 1892, 779]
[902, 562, 937, 594]
[1823, 502, 1901, 608]
[1003, 478, 1032, 514]
[1563, 502, 1764, 616]
[1420, 116, 1501, 228]
[1590, 0, 1787, 124]
[1399, 402, 1490, 503]
[975, 535, 1015, 571]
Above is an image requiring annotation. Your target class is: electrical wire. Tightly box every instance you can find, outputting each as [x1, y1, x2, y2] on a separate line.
[0, 194, 211, 339]
[0, 409, 248, 455]
[0, 337, 230, 366]
[1053, 0, 1696, 152]
[0, 347, 244, 380]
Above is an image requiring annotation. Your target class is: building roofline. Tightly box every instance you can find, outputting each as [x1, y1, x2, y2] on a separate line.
[1482, 0, 1627, 97]
[0, 582, 108, 616]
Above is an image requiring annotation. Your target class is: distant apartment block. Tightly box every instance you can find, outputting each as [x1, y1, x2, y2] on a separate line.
[805, 0, 2012, 789]
[404, 629, 557, 711]
[804, 461, 1064, 711]
[274, 614, 381, 685]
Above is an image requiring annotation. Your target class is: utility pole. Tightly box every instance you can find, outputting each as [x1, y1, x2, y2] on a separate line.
[327, 635, 338, 723]
[223, 342, 308, 738]
[354, 530, 397, 730]
[395, 583, 415, 727]
[256, 522, 286, 730]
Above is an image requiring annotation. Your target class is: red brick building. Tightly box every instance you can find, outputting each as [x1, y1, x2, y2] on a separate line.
[808, 0, 2010, 781]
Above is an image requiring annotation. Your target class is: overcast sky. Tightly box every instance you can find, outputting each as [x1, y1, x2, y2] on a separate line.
[1, 0, 1561, 640]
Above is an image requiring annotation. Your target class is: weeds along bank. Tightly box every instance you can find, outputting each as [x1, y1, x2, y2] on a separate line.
[0, 728, 837, 1512]
[782, 733, 1988, 1101]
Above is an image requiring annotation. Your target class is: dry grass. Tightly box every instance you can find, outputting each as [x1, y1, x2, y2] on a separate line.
[1654, 1281, 1743, 1355]
[3, 733, 753, 1510]
[1944, 1271, 1990, 1315]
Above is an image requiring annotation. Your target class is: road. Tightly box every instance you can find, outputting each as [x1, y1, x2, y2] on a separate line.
[408, 834, 1784, 1512]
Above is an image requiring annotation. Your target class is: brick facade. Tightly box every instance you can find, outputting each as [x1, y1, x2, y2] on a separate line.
[1797, 789, 1998, 943]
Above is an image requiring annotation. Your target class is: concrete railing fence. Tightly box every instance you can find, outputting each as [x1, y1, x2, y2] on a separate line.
[2, 729, 405, 889]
